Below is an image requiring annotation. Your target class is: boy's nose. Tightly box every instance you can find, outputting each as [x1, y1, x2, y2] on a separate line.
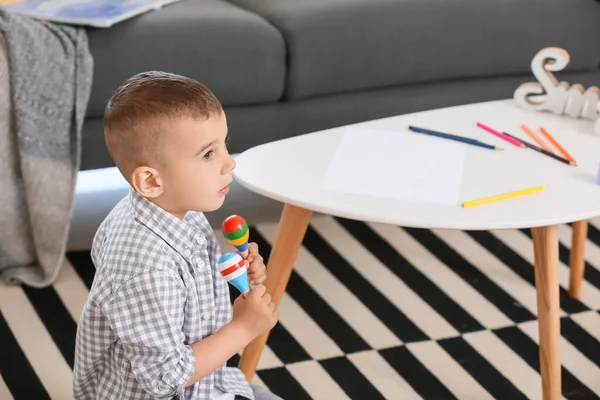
[225, 155, 236, 173]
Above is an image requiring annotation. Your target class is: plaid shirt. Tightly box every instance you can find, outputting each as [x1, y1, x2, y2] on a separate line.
[73, 189, 254, 400]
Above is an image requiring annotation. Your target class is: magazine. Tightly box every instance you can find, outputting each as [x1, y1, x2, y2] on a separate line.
[0, 0, 184, 28]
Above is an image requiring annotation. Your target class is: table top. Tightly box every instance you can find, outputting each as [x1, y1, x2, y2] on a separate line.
[233, 99, 600, 230]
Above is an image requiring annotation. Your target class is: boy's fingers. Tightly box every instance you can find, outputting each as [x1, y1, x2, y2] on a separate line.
[262, 293, 272, 304]
[248, 242, 259, 254]
[236, 250, 250, 258]
[250, 284, 266, 298]
[242, 256, 254, 266]
[248, 268, 266, 279]
[251, 275, 267, 285]
[247, 261, 262, 271]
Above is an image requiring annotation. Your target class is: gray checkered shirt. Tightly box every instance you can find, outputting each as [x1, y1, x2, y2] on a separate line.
[73, 188, 254, 400]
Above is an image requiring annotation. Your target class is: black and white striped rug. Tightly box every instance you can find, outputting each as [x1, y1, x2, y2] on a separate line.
[2, 215, 600, 399]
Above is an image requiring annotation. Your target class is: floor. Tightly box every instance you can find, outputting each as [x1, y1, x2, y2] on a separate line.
[2, 215, 600, 399]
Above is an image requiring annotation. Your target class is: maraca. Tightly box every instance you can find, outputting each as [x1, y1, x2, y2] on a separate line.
[218, 252, 250, 295]
[222, 215, 249, 258]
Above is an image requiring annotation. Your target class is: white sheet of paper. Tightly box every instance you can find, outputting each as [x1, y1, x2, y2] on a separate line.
[323, 127, 467, 205]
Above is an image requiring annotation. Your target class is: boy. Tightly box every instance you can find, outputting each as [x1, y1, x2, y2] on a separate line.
[73, 71, 282, 400]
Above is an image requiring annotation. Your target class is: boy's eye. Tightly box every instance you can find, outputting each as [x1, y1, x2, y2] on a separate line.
[202, 150, 214, 160]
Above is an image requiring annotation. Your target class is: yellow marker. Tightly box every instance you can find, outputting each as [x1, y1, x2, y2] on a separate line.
[462, 186, 544, 208]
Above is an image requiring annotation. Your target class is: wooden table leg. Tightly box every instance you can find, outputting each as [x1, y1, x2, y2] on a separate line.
[238, 203, 313, 381]
[568, 220, 587, 299]
[531, 225, 561, 400]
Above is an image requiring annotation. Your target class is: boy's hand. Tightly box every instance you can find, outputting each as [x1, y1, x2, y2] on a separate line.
[232, 284, 278, 338]
[243, 242, 267, 285]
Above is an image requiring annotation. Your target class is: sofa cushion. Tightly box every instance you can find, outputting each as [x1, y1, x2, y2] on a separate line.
[85, 0, 285, 117]
[226, 0, 600, 100]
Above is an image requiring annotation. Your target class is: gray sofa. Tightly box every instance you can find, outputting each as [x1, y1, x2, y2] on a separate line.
[77, 0, 600, 226]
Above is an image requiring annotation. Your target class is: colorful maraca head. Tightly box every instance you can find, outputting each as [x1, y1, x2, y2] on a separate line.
[222, 215, 249, 255]
[217, 252, 249, 294]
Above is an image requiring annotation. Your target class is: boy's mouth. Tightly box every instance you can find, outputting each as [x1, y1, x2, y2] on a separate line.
[218, 183, 231, 195]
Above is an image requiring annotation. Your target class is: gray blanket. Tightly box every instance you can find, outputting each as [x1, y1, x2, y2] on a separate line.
[0, 10, 93, 287]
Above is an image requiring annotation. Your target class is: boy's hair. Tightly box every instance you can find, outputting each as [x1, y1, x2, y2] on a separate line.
[104, 71, 223, 182]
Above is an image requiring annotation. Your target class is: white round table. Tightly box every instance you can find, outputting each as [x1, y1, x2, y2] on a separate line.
[233, 99, 600, 400]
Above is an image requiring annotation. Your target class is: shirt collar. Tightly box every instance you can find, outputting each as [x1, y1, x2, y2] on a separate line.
[129, 188, 208, 260]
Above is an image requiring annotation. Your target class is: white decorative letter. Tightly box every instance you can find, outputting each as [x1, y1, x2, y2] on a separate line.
[514, 47, 600, 127]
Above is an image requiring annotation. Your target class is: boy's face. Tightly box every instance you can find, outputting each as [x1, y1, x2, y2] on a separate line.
[151, 111, 235, 218]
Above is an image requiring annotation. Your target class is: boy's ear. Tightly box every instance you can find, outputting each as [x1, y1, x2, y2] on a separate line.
[131, 166, 163, 198]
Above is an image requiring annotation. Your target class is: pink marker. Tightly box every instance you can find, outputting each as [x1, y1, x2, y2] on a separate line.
[476, 122, 524, 148]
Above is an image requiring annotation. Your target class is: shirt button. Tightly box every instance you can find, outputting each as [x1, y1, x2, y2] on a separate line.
[184, 247, 191, 257]
[197, 261, 205, 269]
[195, 235, 205, 245]
[202, 312, 210, 320]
